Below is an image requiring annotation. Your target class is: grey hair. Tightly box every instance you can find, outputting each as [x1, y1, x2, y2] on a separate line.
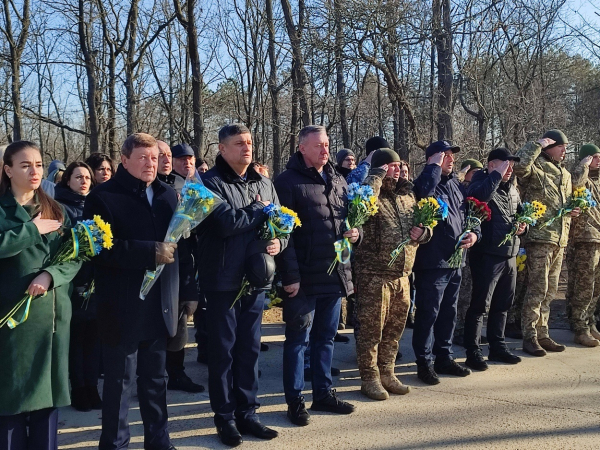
[298, 125, 327, 144]
[218, 123, 251, 143]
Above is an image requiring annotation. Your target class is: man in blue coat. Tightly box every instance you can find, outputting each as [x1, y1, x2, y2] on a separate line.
[83, 133, 179, 450]
[412, 140, 480, 385]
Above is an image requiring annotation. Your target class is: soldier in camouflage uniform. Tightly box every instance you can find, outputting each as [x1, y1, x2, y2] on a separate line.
[453, 159, 483, 346]
[568, 144, 600, 346]
[354, 149, 432, 400]
[513, 130, 581, 356]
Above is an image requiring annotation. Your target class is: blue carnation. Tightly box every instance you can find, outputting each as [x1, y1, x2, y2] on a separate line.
[263, 203, 278, 215]
[437, 197, 449, 220]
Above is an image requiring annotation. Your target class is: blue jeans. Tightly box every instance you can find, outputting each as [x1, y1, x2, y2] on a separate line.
[412, 268, 462, 366]
[283, 294, 341, 404]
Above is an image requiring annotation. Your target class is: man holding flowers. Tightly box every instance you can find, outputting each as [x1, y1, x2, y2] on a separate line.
[275, 125, 360, 427]
[83, 133, 181, 450]
[195, 124, 285, 446]
[354, 149, 432, 400]
[411, 140, 480, 385]
[464, 148, 526, 371]
[513, 130, 580, 356]
[568, 143, 600, 347]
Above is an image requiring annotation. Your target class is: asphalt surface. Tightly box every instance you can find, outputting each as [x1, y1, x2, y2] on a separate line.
[57, 317, 600, 449]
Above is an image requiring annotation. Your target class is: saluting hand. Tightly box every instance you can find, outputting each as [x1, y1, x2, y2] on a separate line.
[581, 155, 594, 167]
[537, 138, 555, 149]
[493, 160, 511, 178]
[428, 152, 445, 167]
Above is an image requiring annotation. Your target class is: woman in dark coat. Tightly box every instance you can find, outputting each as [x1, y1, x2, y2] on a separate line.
[55, 162, 101, 412]
[0, 141, 81, 450]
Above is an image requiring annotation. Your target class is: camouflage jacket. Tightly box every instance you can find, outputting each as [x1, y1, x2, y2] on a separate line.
[355, 171, 432, 279]
[514, 141, 572, 247]
[570, 162, 600, 243]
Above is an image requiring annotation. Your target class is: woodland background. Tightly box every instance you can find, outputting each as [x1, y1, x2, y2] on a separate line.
[0, 0, 599, 175]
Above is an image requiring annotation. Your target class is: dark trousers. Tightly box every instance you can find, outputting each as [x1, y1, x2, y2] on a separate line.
[283, 294, 341, 404]
[464, 252, 516, 352]
[0, 408, 58, 450]
[412, 268, 462, 366]
[194, 292, 208, 356]
[99, 338, 170, 450]
[205, 290, 264, 425]
[69, 317, 101, 389]
[165, 349, 185, 379]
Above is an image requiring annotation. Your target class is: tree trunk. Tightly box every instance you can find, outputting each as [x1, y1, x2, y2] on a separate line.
[433, 0, 453, 141]
[333, 0, 349, 147]
[78, 0, 99, 154]
[266, 0, 283, 175]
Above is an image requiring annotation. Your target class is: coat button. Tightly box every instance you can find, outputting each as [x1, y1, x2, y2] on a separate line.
[163, 309, 169, 313]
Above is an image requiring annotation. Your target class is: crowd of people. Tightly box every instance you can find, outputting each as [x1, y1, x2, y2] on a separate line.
[0, 124, 598, 449]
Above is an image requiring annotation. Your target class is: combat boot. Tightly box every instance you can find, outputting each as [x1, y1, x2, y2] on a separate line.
[574, 332, 600, 347]
[380, 372, 411, 395]
[522, 337, 546, 357]
[360, 379, 389, 400]
[538, 337, 566, 352]
[590, 325, 600, 341]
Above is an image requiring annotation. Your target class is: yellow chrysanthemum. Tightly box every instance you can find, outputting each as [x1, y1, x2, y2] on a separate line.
[418, 199, 428, 208]
[431, 220, 438, 228]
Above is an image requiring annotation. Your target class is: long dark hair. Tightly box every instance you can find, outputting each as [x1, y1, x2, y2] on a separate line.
[0, 141, 64, 221]
[58, 161, 96, 191]
[85, 153, 115, 175]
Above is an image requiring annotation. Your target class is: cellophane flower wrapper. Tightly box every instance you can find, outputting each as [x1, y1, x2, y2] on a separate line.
[447, 197, 491, 269]
[140, 172, 222, 299]
[327, 183, 378, 275]
[541, 188, 597, 228]
[1, 215, 114, 329]
[232, 204, 301, 308]
[498, 201, 547, 246]
[388, 197, 449, 267]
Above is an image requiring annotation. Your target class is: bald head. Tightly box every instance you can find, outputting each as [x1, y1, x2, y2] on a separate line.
[157, 140, 172, 175]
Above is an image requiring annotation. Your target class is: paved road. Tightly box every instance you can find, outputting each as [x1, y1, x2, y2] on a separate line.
[57, 322, 600, 449]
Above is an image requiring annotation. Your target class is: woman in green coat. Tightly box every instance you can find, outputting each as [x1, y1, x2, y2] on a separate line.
[0, 141, 81, 450]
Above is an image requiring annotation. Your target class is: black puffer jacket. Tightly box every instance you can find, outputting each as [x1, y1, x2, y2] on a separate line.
[54, 185, 85, 223]
[467, 169, 523, 257]
[274, 152, 359, 298]
[196, 154, 288, 292]
[413, 164, 481, 270]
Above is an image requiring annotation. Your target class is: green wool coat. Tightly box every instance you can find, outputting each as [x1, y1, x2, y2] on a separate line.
[0, 191, 81, 415]
[514, 141, 572, 248]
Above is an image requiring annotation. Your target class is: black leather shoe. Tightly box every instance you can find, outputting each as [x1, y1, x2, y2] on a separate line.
[288, 396, 310, 426]
[417, 364, 440, 385]
[260, 342, 269, 351]
[311, 389, 355, 414]
[434, 359, 472, 377]
[465, 349, 489, 371]
[168, 373, 205, 393]
[217, 420, 243, 447]
[489, 348, 522, 364]
[71, 386, 92, 412]
[236, 418, 278, 440]
[86, 385, 102, 410]
[334, 333, 350, 343]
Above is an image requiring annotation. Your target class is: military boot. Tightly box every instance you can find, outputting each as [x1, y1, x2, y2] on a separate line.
[590, 325, 600, 341]
[380, 372, 411, 395]
[523, 337, 546, 357]
[538, 337, 566, 352]
[574, 331, 600, 347]
[360, 379, 389, 401]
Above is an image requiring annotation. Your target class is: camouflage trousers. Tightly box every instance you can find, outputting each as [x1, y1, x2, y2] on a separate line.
[521, 243, 565, 340]
[454, 254, 472, 336]
[568, 243, 600, 333]
[354, 274, 410, 380]
[507, 264, 528, 325]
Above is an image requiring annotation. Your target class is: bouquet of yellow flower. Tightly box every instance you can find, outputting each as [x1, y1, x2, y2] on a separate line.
[140, 172, 222, 299]
[388, 197, 449, 267]
[516, 248, 527, 272]
[0, 215, 114, 329]
[327, 182, 378, 275]
[498, 201, 547, 246]
[541, 187, 597, 228]
[232, 204, 301, 308]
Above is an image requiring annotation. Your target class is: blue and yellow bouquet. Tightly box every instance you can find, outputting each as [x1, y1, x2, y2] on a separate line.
[232, 204, 301, 308]
[388, 197, 448, 267]
[541, 187, 597, 229]
[498, 201, 546, 246]
[0, 215, 114, 329]
[327, 182, 378, 275]
[140, 172, 222, 299]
